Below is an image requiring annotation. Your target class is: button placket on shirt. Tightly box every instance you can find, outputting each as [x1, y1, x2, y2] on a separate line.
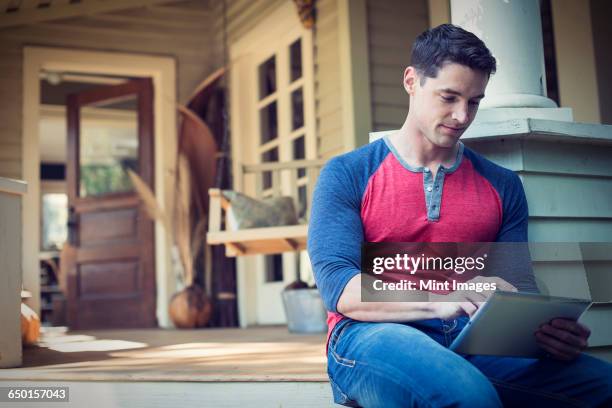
[424, 167, 445, 221]
[382, 136, 464, 223]
[422, 168, 434, 219]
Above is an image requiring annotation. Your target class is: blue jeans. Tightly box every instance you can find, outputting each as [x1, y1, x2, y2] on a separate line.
[327, 318, 612, 407]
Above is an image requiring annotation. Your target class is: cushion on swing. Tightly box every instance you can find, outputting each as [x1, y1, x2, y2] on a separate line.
[221, 190, 299, 230]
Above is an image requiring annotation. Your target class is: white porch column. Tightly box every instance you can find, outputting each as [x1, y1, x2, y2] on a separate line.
[450, 0, 557, 110]
[0, 177, 27, 368]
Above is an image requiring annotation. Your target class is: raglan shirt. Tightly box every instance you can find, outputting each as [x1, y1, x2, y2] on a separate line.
[307, 136, 538, 343]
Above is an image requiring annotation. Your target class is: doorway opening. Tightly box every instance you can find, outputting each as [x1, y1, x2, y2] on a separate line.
[23, 47, 177, 329]
[38, 72, 158, 329]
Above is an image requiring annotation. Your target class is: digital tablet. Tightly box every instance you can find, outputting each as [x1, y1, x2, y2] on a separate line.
[449, 291, 592, 358]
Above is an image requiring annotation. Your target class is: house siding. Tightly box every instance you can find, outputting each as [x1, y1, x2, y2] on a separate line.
[0, 45, 24, 179]
[210, 0, 286, 62]
[471, 139, 612, 242]
[0, 0, 216, 179]
[465, 137, 612, 360]
[366, 0, 429, 132]
[316, 0, 344, 159]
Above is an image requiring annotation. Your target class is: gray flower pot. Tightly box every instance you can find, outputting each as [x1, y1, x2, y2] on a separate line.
[281, 288, 327, 333]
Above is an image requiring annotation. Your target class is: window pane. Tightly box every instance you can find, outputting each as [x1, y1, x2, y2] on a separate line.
[258, 56, 276, 99]
[291, 88, 304, 131]
[261, 147, 278, 190]
[289, 39, 302, 82]
[41, 193, 68, 251]
[298, 185, 307, 219]
[293, 136, 306, 178]
[265, 254, 284, 282]
[79, 95, 138, 197]
[260, 101, 278, 144]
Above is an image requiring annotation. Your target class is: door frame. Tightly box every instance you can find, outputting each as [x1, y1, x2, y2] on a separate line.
[229, 1, 316, 326]
[23, 47, 177, 327]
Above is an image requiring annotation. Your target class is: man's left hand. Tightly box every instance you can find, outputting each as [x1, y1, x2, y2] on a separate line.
[535, 318, 591, 361]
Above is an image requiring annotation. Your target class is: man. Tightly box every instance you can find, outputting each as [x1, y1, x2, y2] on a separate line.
[308, 24, 612, 407]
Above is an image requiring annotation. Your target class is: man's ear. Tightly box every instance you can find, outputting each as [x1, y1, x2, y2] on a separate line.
[404, 66, 418, 95]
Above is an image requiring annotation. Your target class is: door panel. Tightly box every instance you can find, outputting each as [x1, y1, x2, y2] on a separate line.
[78, 261, 140, 298]
[80, 208, 138, 242]
[65, 78, 156, 329]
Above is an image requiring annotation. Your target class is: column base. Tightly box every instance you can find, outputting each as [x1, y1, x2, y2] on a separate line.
[480, 93, 558, 109]
[474, 107, 573, 124]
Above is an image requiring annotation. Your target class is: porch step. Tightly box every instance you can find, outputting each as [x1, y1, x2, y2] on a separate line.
[0, 380, 334, 408]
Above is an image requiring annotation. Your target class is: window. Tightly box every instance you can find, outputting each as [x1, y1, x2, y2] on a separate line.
[41, 193, 68, 251]
[255, 34, 311, 199]
[253, 32, 314, 283]
[258, 56, 277, 99]
[265, 254, 284, 282]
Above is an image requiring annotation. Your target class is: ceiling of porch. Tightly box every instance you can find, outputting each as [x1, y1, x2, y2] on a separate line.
[0, 0, 213, 29]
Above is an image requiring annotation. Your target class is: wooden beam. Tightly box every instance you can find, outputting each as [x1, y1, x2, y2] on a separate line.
[284, 238, 299, 251]
[208, 188, 222, 234]
[243, 159, 326, 173]
[0, 0, 187, 28]
[338, 0, 373, 149]
[207, 225, 308, 245]
[226, 242, 246, 257]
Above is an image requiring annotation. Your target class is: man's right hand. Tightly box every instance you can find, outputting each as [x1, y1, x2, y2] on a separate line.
[429, 276, 517, 320]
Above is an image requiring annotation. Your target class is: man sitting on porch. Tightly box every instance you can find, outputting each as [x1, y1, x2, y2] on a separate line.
[308, 24, 612, 407]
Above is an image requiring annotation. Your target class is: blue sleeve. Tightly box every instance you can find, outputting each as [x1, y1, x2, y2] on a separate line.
[464, 147, 539, 293]
[496, 171, 529, 242]
[308, 158, 364, 312]
[494, 172, 539, 293]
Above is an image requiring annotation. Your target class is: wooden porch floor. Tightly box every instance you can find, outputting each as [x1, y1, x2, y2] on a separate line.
[0, 326, 328, 382]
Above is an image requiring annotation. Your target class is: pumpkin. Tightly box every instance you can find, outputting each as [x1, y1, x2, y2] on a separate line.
[21, 302, 40, 346]
[168, 284, 213, 329]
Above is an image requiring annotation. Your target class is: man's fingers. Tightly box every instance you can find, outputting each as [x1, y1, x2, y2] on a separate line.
[551, 319, 591, 339]
[466, 276, 517, 292]
[540, 324, 588, 349]
[536, 340, 575, 361]
[459, 301, 478, 317]
[491, 277, 517, 292]
[495, 284, 517, 293]
[461, 290, 488, 304]
[454, 291, 487, 314]
[535, 331, 582, 358]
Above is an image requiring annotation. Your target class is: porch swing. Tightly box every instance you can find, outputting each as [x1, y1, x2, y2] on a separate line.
[207, 159, 325, 257]
[206, 0, 323, 258]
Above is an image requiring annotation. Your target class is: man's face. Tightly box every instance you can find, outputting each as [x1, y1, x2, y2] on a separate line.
[404, 62, 489, 148]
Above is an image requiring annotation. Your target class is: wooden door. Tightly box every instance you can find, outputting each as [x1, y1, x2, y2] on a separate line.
[65, 78, 156, 329]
